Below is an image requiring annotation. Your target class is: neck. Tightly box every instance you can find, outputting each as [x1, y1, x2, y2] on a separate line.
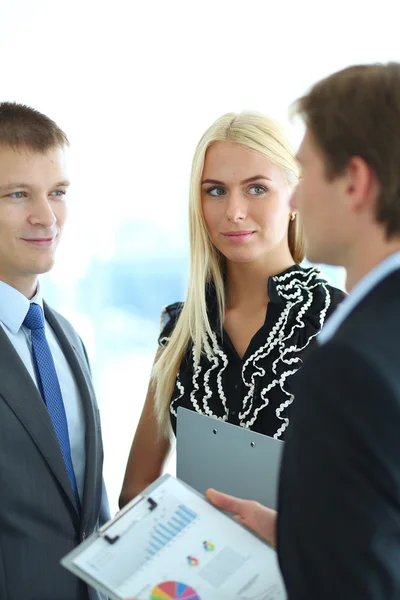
[225, 251, 295, 308]
[344, 234, 400, 292]
[0, 274, 39, 299]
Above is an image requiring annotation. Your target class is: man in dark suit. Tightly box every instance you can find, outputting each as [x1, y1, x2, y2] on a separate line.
[0, 102, 110, 600]
[208, 62, 400, 598]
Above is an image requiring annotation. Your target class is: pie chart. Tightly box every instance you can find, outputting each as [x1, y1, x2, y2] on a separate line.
[151, 580, 200, 599]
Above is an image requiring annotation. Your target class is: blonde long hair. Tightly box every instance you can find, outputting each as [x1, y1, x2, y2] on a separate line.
[153, 111, 304, 435]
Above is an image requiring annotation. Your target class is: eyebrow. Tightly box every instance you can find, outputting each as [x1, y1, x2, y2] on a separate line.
[201, 175, 272, 185]
[0, 180, 71, 193]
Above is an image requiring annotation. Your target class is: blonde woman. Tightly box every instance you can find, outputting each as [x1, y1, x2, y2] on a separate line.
[119, 111, 345, 507]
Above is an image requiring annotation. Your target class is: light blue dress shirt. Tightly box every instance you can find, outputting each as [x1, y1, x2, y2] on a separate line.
[0, 280, 86, 502]
[318, 251, 400, 345]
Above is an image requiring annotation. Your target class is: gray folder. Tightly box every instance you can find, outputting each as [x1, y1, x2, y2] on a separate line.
[176, 407, 284, 510]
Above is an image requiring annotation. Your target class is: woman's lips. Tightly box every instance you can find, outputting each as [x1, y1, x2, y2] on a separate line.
[222, 230, 255, 243]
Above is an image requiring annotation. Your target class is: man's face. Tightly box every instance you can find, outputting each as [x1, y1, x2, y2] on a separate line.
[0, 145, 69, 296]
[291, 130, 350, 266]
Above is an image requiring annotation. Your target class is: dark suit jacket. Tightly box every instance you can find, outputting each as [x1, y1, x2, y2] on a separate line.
[0, 302, 109, 600]
[278, 268, 400, 599]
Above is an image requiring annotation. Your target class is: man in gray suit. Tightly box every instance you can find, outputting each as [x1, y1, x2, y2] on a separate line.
[0, 102, 110, 600]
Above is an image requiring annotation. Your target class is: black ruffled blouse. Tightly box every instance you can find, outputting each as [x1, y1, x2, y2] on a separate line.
[159, 265, 345, 440]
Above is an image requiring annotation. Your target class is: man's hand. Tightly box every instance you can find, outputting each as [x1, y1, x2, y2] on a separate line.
[206, 488, 277, 547]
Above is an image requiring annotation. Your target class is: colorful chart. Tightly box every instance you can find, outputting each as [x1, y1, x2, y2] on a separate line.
[151, 580, 200, 599]
[146, 505, 198, 560]
[187, 555, 199, 567]
[203, 541, 215, 552]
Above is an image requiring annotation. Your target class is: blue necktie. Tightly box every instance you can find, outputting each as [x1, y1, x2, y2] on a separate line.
[23, 303, 80, 511]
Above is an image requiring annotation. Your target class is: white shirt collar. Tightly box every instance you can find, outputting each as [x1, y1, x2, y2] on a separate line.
[319, 251, 400, 345]
[0, 280, 44, 334]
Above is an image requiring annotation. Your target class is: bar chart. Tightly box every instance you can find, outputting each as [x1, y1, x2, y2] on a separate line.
[146, 504, 198, 559]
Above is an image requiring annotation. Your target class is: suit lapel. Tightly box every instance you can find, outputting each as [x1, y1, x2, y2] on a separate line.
[44, 304, 101, 533]
[0, 326, 80, 525]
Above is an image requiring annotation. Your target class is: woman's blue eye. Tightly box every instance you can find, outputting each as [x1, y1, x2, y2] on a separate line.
[248, 185, 267, 195]
[206, 186, 226, 197]
[51, 190, 66, 197]
[9, 192, 25, 199]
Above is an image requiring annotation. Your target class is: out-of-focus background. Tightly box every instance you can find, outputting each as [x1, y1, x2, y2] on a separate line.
[2, 0, 396, 511]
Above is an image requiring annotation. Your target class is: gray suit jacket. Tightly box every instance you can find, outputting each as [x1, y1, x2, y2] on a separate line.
[0, 302, 110, 600]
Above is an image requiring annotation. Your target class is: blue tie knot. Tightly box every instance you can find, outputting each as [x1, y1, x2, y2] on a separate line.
[23, 303, 45, 331]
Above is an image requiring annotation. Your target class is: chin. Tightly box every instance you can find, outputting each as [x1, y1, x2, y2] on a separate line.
[32, 259, 56, 275]
[224, 252, 258, 264]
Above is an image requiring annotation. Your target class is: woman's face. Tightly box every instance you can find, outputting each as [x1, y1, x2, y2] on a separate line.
[201, 141, 292, 264]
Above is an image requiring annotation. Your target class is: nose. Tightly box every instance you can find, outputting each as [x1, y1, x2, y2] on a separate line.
[29, 195, 57, 229]
[226, 190, 248, 223]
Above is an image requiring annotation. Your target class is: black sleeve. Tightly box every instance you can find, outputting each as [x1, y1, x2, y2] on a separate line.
[157, 302, 184, 347]
[277, 342, 400, 599]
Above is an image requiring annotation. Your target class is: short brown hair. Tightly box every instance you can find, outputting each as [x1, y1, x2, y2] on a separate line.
[0, 102, 69, 152]
[292, 62, 400, 238]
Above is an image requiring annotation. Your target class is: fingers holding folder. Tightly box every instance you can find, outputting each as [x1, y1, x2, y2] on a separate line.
[206, 488, 277, 547]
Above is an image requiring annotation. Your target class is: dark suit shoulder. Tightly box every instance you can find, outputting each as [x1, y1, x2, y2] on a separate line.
[296, 339, 400, 420]
[333, 269, 400, 376]
[279, 339, 400, 598]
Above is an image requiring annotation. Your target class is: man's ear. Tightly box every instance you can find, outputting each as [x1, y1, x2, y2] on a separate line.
[345, 156, 380, 214]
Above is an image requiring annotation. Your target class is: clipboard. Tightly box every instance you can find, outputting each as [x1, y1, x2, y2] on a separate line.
[61, 475, 166, 600]
[177, 407, 284, 509]
[62, 474, 286, 600]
